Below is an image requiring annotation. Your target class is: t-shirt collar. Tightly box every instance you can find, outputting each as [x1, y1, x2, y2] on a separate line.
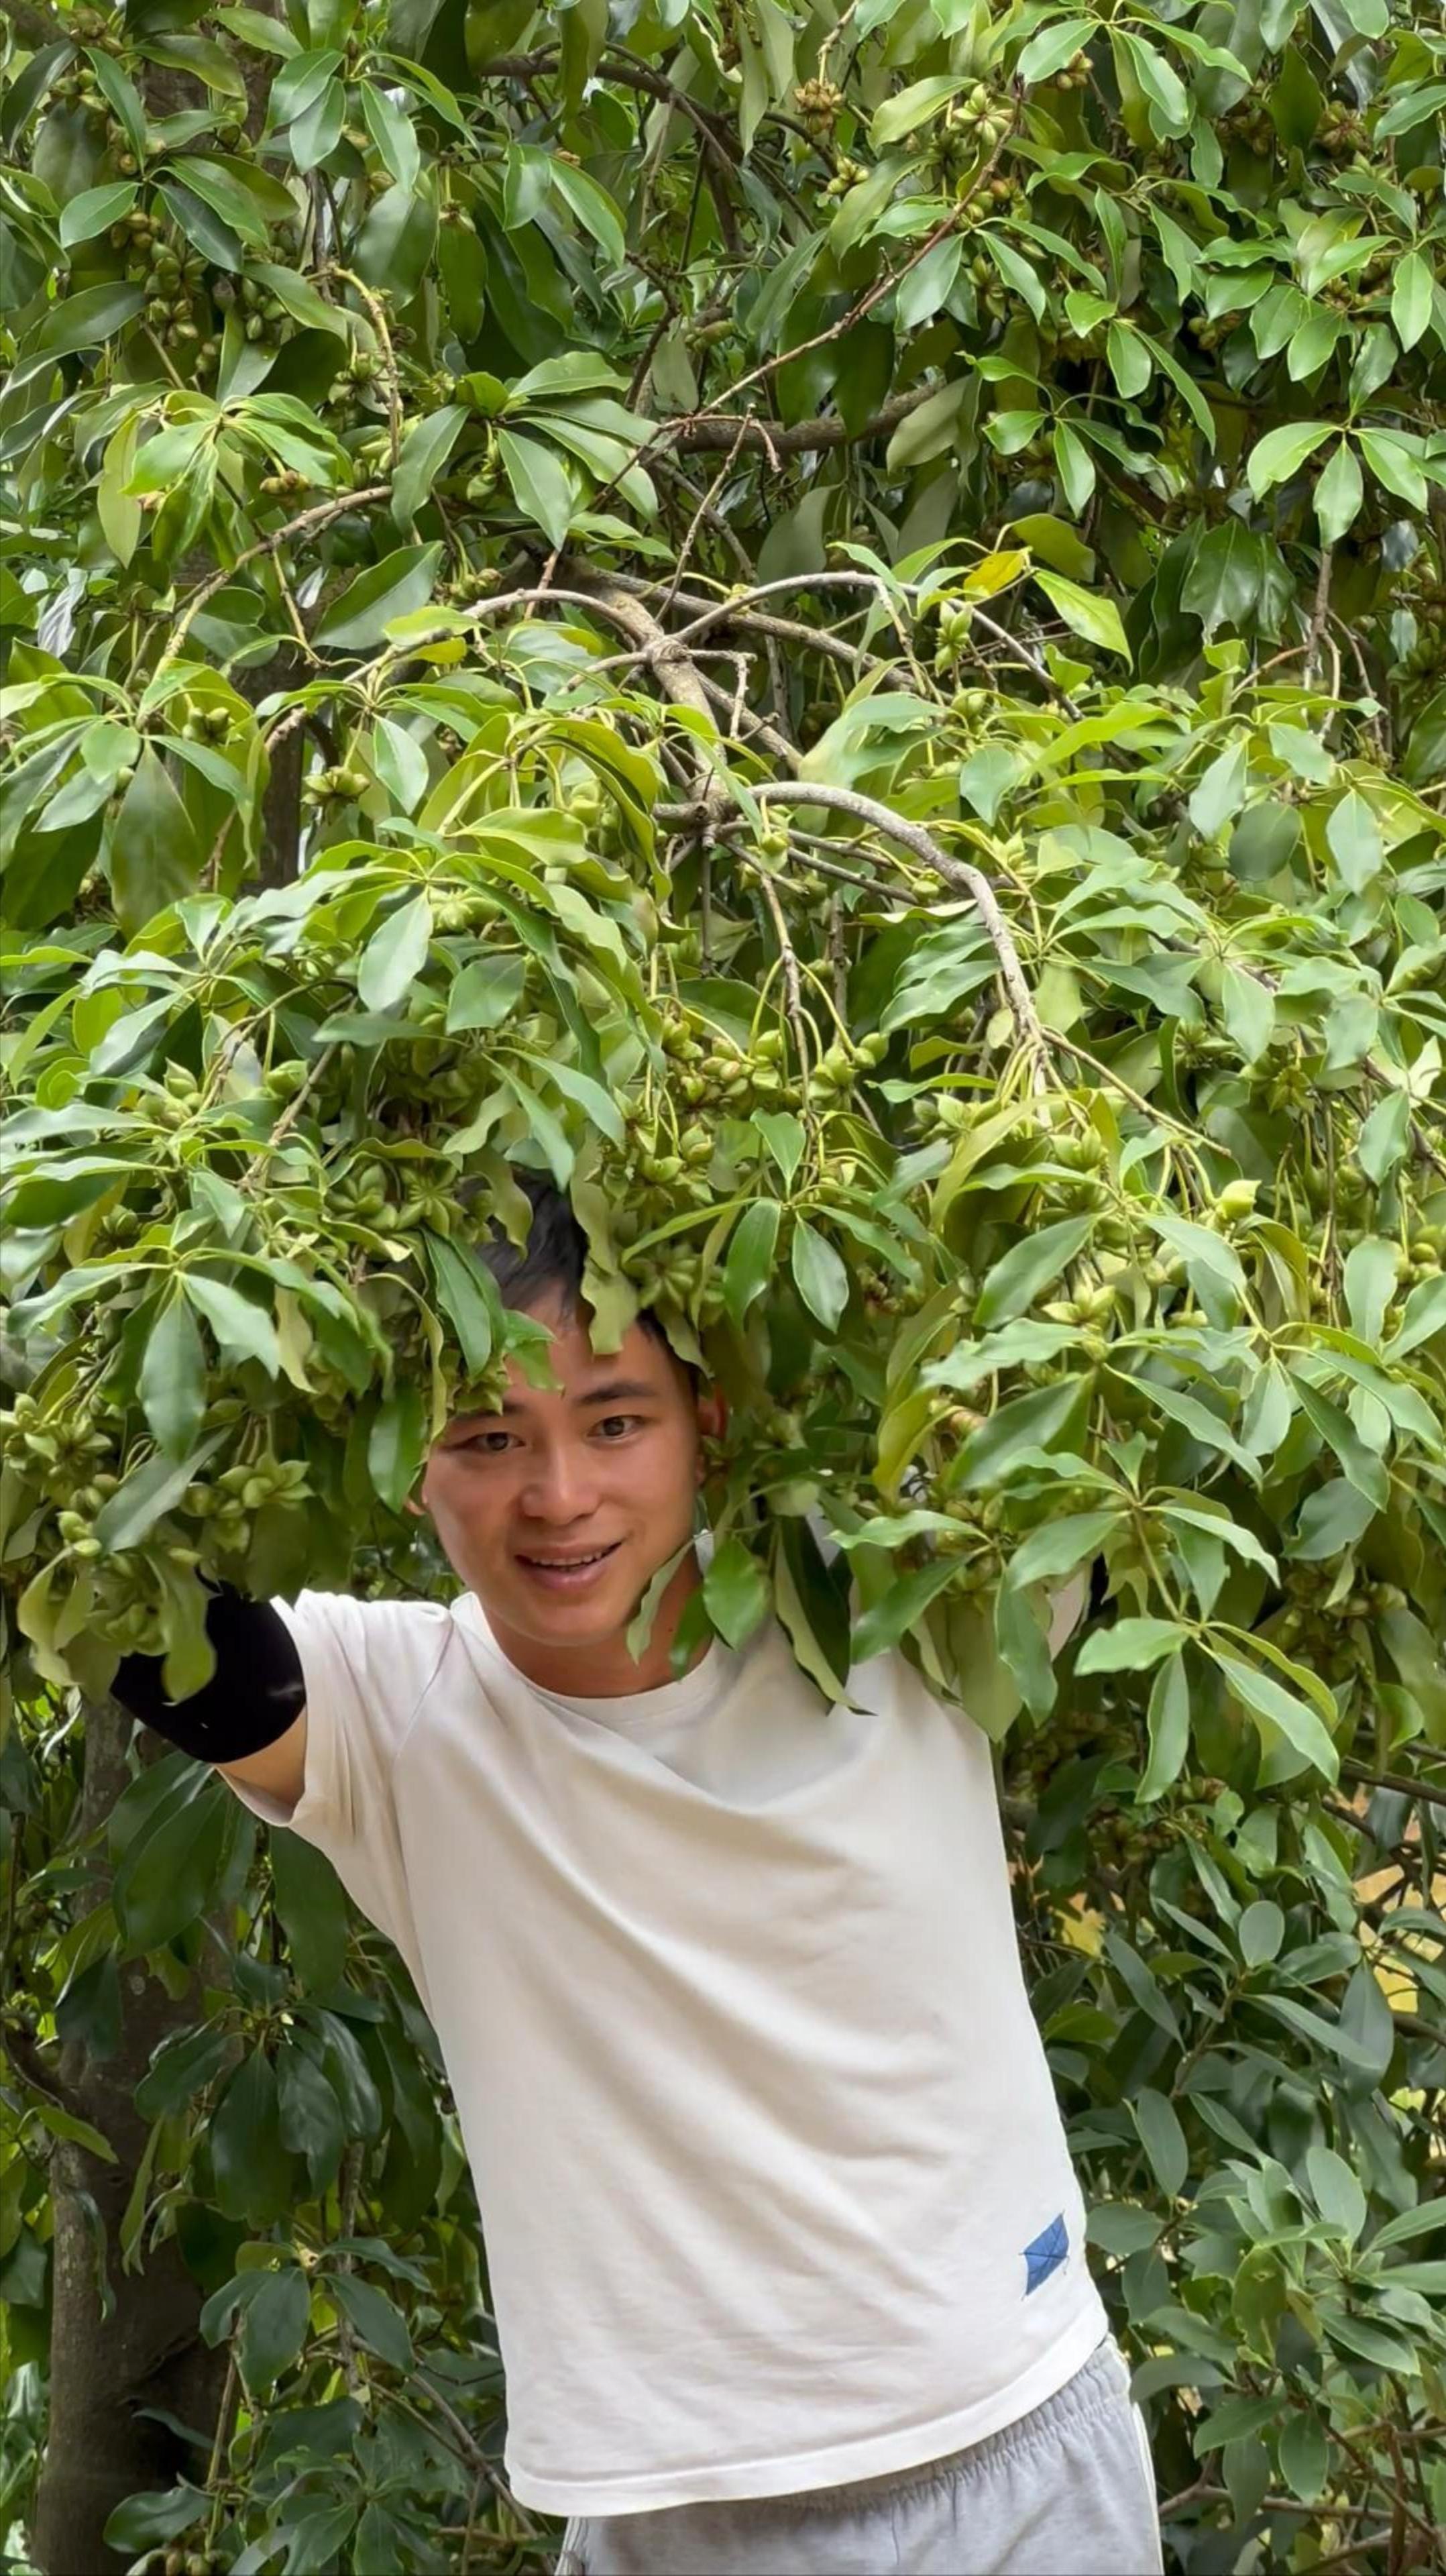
[454, 1593, 731, 1734]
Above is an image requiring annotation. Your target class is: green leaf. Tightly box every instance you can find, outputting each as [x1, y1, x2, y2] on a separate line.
[238, 2265, 310, 2391]
[1133, 2087, 1188, 2196]
[1314, 439, 1363, 546]
[791, 1220, 849, 1331]
[360, 79, 420, 190]
[1390, 251, 1433, 353]
[852, 1554, 962, 1662]
[1278, 2414, 1329, 2504]
[497, 427, 575, 546]
[368, 1380, 427, 1513]
[1358, 429, 1429, 511]
[1306, 2142, 1368, 2243]
[268, 44, 341, 123]
[1325, 789, 1382, 893]
[108, 747, 203, 934]
[357, 891, 433, 1011]
[1357, 1089, 1411, 1187]
[975, 1216, 1093, 1329]
[1389, 1273, 1446, 1359]
[1033, 570, 1130, 659]
[209, 2050, 298, 2224]
[1188, 739, 1248, 837]
[103, 2487, 209, 2553]
[1115, 30, 1191, 133]
[276, 2041, 346, 2190]
[1006, 1508, 1120, 1589]
[93, 1428, 228, 1554]
[1106, 322, 1151, 400]
[329, 2272, 414, 2371]
[271, 1831, 348, 1992]
[113, 1772, 233, 1953]
[391, 404, 466, 531]
[955, 1377, 1088, 1490]
[1210, 1647, 1339, 1782]
[139, 1288, 207, 1459]
[724, 1200, 780, 1329]
[871, 74, 966, 147]
[703, 1536, 772, 1649]
[158, 179, 243, 273]
[1077, 1617, 1186, 1674]
[897, 233, 964, 331]
[445, 952, 526, 1032]
[1052, 423, 1095, 516]
[755, 1111, 805, 1187]
[1221, 962, 1274, 1061]
[183, 1274, 281, 1377]
[58, 180, 137, 248]
[550, 160, 626, 266]
[1017, 16, 1094, 82]
[1343, 1238, 1397, 1348]
[1197, 2394, 1287, 2453]
[1239, 1898, 1284, 1964]
[167, 156, 270, 249]
[314, 543, 445, 651]
[1138, 1654, 1190, 1802]
[1246, 419, 1331, 498]
[371, 713, 430, 814]
[425, 1231, 501, 1376]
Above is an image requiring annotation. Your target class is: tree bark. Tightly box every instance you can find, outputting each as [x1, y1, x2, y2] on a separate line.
[31, 1702, 227, 2576]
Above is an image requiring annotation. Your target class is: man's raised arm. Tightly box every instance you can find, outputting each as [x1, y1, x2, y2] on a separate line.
[107, 1579, 309, 1809]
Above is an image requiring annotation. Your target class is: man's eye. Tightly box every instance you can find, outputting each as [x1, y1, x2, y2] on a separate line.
[466, 1431, 514, 1455]
[594, 1414, 641, 1440]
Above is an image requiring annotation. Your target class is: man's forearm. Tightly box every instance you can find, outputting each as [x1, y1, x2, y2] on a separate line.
[108, 1580, 305, 1762]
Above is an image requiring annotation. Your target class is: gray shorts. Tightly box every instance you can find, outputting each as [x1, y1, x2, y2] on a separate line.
[554, 2336, 1162, 2575]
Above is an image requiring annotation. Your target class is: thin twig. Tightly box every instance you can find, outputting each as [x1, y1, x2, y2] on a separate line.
[158, 486, 392, 680]
[1304, 543, 1334, 690]
[238, 1044, 337, 1193]
[324, 265, 403, 469]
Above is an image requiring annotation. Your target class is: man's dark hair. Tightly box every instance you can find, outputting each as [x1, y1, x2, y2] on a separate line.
[465, 1171, 667, 1346]
[467, 1169, 588, 1311]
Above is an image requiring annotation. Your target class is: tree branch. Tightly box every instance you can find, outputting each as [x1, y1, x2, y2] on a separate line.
[671, 386, 931, 456]
[1342, 1762, 1446, 1813]
[748, 780, 1046, 1070]
[0, 0, 68, 49]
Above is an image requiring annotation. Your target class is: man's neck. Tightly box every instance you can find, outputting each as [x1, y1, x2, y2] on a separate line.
[484, 1551, 708, 1697]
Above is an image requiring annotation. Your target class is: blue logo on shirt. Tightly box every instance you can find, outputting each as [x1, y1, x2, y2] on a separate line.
[1023, 2213, 1069, 2294]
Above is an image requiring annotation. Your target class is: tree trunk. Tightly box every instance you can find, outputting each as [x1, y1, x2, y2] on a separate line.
[32, 1701, 227, 2576]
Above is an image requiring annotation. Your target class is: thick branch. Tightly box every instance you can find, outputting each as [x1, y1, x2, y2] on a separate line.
[671, 386, 930, 456]
[557, 569, 715, 722]
[0, 0, 67, 48]
[1342, 1762, 1446, 1813]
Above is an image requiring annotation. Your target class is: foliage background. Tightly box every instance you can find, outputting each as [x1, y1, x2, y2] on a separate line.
[1, 0, 1446, 2565]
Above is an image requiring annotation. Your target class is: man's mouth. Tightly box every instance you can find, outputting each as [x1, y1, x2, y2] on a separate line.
[514, 1540, 623, 1589]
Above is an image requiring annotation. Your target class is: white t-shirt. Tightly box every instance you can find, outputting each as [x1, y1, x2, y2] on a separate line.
[233, 1589, 1107, 2518]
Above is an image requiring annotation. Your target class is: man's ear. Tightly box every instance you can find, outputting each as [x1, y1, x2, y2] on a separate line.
[404, 1491, 428, 1519]
[696, 1385, 727, 1446]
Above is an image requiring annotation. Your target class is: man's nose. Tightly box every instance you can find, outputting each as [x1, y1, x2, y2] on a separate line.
[520, 1446, 598, 1523]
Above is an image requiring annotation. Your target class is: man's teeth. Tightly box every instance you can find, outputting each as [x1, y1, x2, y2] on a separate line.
[525, 1547, 614, 1566]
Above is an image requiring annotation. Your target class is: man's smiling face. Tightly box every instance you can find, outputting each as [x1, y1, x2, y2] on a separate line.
[415, 1302, 718, 1693]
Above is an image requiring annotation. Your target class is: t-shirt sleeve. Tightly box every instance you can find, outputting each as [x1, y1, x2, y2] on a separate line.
[225, 1589, 454, 1997]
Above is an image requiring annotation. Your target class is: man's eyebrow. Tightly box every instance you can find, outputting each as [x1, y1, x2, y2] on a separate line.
[479, 1381, 659, 1421]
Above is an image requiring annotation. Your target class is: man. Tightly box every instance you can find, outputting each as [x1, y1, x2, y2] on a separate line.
[111, 1180, 1162, 2576]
